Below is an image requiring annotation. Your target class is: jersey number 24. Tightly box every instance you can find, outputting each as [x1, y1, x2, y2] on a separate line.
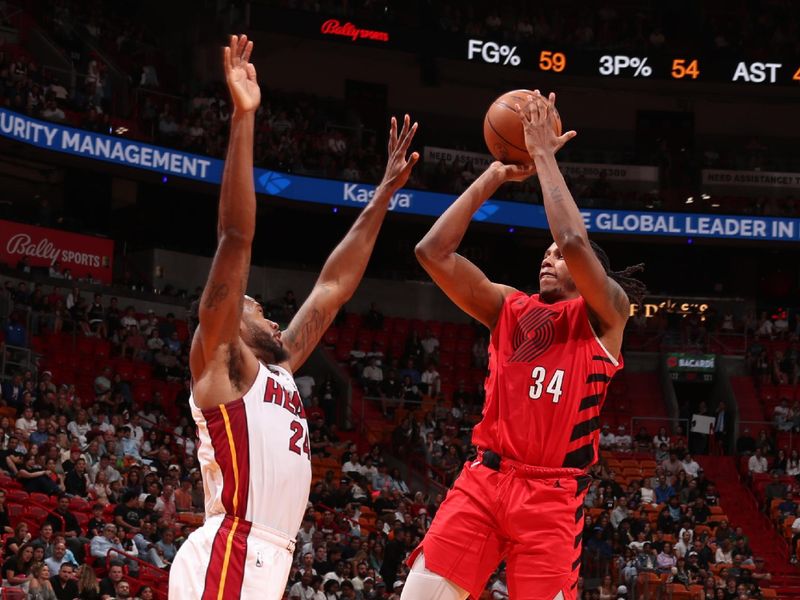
[528, 367, 565, 403]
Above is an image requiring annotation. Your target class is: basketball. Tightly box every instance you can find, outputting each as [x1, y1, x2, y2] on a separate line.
[483, 89, 563, 164]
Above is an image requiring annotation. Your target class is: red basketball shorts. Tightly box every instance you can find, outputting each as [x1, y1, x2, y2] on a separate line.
[407, 458, 590, 600]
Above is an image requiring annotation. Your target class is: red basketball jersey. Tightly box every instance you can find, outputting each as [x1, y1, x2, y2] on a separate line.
[472, 291, 623, 470]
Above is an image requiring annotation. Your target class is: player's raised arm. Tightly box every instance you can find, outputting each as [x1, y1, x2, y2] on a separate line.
[414, 162, 532, 330]
[281, 115, 420, 372]
[191, 35, 260, 390]
[518, 91, 629, 346]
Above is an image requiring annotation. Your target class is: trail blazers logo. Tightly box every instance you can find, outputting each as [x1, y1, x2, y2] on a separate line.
[509, 307, 558, 362]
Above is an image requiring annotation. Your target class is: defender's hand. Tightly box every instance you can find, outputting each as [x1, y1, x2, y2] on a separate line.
[516, 91, 576, 158]
[380, 114, 419, 191]
[224, 34, 260, 114]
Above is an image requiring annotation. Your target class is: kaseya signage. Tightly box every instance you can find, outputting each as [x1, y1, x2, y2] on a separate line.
[0, 220, 114, 283]
[320, 19, 389, 43]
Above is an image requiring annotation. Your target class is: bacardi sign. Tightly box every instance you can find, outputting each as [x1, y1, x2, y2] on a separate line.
[320, 19, 389, 43]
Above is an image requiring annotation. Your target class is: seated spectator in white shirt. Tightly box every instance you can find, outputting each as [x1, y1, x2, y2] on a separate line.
[756, 313, 774, 338]
[420, 330, 440, 360]
[361, 358, 383, 396]
[599, 425, 616, 450]
[715, 539, 734, 564]
[491, 571, 509, 600]
[342, 456, 362, 475]
[682, 454, 700, 479]
[420, 364, 441, 397]
[615, 425, 632, 452]
[748, 448, 769, 475]
[15, 406, 37, 437]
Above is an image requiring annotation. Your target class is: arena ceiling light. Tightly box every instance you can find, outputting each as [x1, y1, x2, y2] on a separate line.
[685, 197, 694, 204]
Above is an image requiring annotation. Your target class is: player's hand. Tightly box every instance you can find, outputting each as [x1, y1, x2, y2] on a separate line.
[224, 34, 260, 114]
[379, 114, 419, 191]
[516, 91, 576, 158]
[488, 160, 535, 183]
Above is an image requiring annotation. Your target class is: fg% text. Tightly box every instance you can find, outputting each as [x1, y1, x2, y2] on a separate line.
[599, 55, 653, 77]
[467, 40, 522, 66]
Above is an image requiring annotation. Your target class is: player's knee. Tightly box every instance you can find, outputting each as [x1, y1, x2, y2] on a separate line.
[401, 553, 469, 600]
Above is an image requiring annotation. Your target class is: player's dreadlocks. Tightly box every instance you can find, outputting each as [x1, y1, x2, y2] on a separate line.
[589, 240, 647, 306]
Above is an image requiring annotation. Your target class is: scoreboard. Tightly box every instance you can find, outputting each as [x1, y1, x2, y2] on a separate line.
[251, 7, 800, 88]
[466, 39, 800, 86]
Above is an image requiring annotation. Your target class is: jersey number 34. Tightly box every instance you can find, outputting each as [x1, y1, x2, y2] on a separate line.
[528, 367, 565, 403]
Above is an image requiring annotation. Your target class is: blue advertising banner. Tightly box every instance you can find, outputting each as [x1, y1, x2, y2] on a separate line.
[2, 108, 800, 242]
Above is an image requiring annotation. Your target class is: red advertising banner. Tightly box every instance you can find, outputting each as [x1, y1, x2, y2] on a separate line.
[0, 220, 114, 284]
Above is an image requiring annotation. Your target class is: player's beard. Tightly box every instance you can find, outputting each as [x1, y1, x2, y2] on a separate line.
[248, 325, 290, 365]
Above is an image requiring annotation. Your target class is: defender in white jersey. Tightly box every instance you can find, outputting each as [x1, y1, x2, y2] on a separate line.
[169, 35, 419, 600]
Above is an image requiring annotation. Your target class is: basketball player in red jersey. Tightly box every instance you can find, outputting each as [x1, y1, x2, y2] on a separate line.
[403, 91, 645, 600]
[169, 35, 419, 599]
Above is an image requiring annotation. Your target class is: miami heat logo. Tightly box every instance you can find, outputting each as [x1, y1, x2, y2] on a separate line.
[509, 307, 558, 362]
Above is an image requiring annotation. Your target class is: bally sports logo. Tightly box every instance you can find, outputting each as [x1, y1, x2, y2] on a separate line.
[343, 184, 411, 211]
[0, 220, 114, 283]
[7, 233, 105, 268]
[320, 19, 390, 43]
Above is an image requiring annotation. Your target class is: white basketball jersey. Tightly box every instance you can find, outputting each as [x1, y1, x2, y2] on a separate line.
[190, 362, 312, 537]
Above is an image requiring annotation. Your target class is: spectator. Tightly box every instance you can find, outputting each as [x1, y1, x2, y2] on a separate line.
[46, 494, 90, 560]
[615, 425, 632, 452]
[363, 302, 384, 330]
[2, 541, 34, 586]
[657, 542, 677, 572]
[715, 539, 734, 564]
[682, 454, 700, 479]
[361, 357, 384, 396]
[90, 523, 125, 562]
[610, 497, 629, 529]
[472, 335, 488, 369]
[655, 476, 676, 504]
[420, 329, 440, 361]
[64, 457, 90, 498]
[653, 426, 670, 449]
[489, 570, 508, 599]
[75, 563, 100, 598]
[737, 428, 757, 455]
[788, 450, 800, 476]
[662, 452, 683, 477]
[599, 424, 616, 450]
[18, 453, 61, 495]
[291, 572, 316, 599]
[420, 363, 441, 397]
[28, 561, 57, 599]
[748, 448, 768, 475]
[764, 471, 788, 505]
[50, 561, 78, 600]
[16, 405, 37, 436]
[99, 562, 125, 599]
[779, 492, 798, 517]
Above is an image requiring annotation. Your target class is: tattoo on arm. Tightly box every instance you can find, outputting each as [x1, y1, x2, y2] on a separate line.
[548, 185, 566, 203]
[285, 305, 330, 359]
[203, 282, 230, 309]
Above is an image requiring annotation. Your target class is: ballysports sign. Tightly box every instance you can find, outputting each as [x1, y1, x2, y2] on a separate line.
[0, 219, 114, 283]
[2, 109, 800, 242]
